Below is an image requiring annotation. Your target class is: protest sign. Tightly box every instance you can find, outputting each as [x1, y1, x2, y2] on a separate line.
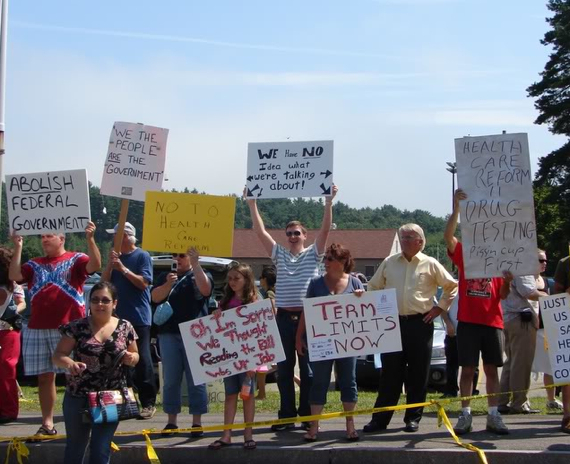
[302, 289, 401, 362]
[101, 122, 169, 201]
[246, 140, 334, 199]
[540, 294, 570, 383]
[455, 133, 537, 278]
[142, 191, 236, 256]
[6, 169, 90, 235]
[179, 299, 285, 386]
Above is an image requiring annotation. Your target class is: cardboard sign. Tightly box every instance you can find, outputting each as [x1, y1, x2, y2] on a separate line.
[179, 299, 285, 386]
[101, 122, 169, 201]
[6, 169, 90, 235]
[302, 289, 402, 362]
[246, 140, 334, 199]
[455, 133, 537, 278]
[540, 294, 570, 383]
[142, 191, 236, 257]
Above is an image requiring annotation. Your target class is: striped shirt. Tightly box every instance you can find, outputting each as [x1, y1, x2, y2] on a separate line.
[272, 243, 323, 308]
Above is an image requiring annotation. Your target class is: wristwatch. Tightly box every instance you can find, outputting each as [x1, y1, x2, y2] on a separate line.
[123, 268, 129, 276]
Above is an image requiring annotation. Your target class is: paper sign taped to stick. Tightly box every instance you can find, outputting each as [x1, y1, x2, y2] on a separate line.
[455, 133, 537, 278]
[246, 140, 334, 199]
[180, 299, 285, 386]
[6, 169, 90, 235]
[302, 289, 402, 362]
[142, 191, 236, 257]
[101, 122, 169, 201]
[540, 294, 570, 383]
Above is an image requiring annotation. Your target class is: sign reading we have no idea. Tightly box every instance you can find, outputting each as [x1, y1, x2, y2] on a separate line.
[541, 293, 570, 384]
[302, 289, 402, 362]
[246, 140, 333, 199]
[6, 169, 90, 235]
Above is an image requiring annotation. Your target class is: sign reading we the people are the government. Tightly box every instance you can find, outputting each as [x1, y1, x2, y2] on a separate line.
[302, 289, 402, 362]
[455, 133, 538, 278]
[540, 294, 570, 384]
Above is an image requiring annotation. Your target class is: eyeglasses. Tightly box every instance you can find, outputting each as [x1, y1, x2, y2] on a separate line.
[172, 254, 188, 258]
[286, 230, 302, 237]
[90, 297, 113, 305]
[539, 259, 548, 264]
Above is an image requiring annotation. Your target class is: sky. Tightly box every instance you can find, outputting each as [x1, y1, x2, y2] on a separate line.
[4, 0, 565, 218]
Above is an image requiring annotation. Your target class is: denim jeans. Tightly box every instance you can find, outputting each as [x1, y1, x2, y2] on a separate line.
[131, 325, 157, 408]
[159, 332, 208, 415]
[63, 393, 119, 464]
[276, 311, 312, 419]
[309, 357, 357, 405]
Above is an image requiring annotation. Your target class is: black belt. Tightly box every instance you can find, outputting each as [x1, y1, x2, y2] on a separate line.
[277, 308, 302, 320]
[399, 313, 425, 320]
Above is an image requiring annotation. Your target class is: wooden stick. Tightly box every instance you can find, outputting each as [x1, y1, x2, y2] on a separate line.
[113, 199, 130, 253]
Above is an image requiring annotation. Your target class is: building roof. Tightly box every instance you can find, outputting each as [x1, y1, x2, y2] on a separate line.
[232, 229, 398, 259]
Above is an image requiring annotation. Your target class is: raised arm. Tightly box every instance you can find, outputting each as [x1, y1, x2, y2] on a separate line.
[444, 189, 466, 254]
[245, 188, 276, 256]
[85, 221, 102, 274]
[9, 234, 24, 282]
[315, 184, 338, 254]
[189, 247, 213, 297]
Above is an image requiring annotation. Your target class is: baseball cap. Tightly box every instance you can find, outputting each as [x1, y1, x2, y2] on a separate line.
[106, 222, 136, 237]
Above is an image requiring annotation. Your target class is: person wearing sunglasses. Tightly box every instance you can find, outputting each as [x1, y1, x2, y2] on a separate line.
[245, 184, 338, 431]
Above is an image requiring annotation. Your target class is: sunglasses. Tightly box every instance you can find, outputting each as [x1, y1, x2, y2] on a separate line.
[325, 255, 336, 262]
[286, 230, 302, 237]
[90, 297, 113, 305]
[172, 254, 188, 258]
[539, 259, 548, 264]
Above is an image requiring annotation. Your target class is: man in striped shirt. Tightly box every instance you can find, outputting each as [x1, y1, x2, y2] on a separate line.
[246, 185, 337, 430]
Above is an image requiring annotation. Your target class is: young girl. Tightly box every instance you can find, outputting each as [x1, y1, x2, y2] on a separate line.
[209, 264, 258, 450]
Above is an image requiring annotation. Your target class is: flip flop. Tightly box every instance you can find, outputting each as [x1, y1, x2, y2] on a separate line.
[243, 439, 257, 450]
[191, 424, 204, 438]
[346, 430, 360, 442]
[161, 423, 178, 437]
[304, 432, 318, 442]
[208, 439, 231, 450]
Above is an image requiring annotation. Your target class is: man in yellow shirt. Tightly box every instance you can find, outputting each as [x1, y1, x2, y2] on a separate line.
[363, 223, 457, 434]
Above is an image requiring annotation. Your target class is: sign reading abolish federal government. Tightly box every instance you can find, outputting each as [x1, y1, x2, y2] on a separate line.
[455, 133, 537, 278]
[246, 140, 333, 199]
[101, 122, 169, 201]
[540, 293, 570, 384]
[302, 289, 402, 362]
[179, 299, 285, 385]
[6, 169, 90, 235]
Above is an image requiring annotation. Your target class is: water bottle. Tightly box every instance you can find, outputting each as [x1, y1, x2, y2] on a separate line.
[240, 376, 253, 400]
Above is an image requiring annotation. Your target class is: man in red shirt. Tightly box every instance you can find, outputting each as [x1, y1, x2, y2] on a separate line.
[9, 222, 101, 437]
[444, 190, 512, 435]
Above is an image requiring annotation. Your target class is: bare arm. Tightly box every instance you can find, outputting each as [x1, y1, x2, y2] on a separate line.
[245, 188, 276, 256]
[8, 234, 24, 282]
[295, 312, 307, 356]
[53, 336, 87, 375]
[500, 271, 514, 300]
[85, 221, 102, 274]
[103, 250, 149, 290]
[315, 184, 338, 254]
[444, 189, 466, 254]
[189, 248, 212, 297]
[151, 273, 177, 303]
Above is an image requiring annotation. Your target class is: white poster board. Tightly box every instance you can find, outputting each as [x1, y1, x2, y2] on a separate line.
[246, 140, 334, 199]
[179, 299, 285, 386]
[540, 293, 570, 384]
[100, 122, 169, 201]
[302, 289, 402, 362]
[6, 169, 90, 235]
[455, 133, 537, 278]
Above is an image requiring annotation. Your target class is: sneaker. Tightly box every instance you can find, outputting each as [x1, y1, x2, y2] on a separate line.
[453, 412, 472, 435]
[270, 422, 295, 431]
[486, 414, 509, 435]
[139, 406, 156, 420]
[547, 399, 564, 411]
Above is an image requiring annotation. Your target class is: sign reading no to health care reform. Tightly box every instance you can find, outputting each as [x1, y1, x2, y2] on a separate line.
[141, 191, 236, 257]
[455, 133, 537, 279]
[100, 122, 169, 201]
[540, 293, 570, 383]
[179, 299, 285, 385]
[6, 169, 90, 235]
[302, 289, 401, 362]
[246, 140, 334, 199]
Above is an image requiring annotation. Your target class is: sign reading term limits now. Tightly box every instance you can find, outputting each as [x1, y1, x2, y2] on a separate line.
[246, 140, 334, 199]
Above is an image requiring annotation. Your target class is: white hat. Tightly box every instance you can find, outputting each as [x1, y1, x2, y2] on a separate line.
[106, 222, 136, 237]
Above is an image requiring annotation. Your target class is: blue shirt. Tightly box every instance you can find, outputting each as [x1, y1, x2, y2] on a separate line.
[111, 248, 153, 327]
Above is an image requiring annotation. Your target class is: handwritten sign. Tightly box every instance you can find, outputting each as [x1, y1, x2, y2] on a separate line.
[455, 133, 537, 278]
[100, 122, 169, 201]
[142, 191, 236, 256]
[246, 140, 334, 199]
[6, 169, 90, 235]
[302, 289, 402, 362]
[540, 294, 570, 383]
[179, 299, 285, 385]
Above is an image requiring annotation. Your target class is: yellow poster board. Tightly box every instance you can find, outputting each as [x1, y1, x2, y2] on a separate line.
[142, 191, 236, 257]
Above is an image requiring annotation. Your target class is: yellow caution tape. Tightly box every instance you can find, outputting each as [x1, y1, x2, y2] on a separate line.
[4, 438, 29, 464]
[142, 430, 160, 464]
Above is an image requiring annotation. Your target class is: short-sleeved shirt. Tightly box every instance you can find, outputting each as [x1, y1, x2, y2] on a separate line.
[154, 270, 213, 334]
[448, 242, 504, 329]
[554, 256, 570, 291]
[59, 317, 138, 396]
[306, 275, 364, 299]
[110, 248, 153, 327]
[502, 275, 538, 325]
[272, 243, 323, 308]
[21, 252, 90, 329]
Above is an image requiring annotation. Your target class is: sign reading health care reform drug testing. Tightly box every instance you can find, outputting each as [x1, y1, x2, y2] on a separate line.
[541, 293, 570, 384]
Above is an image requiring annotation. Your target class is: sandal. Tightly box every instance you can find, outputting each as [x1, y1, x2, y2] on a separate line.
[304, 432, 318, 442]
[346, 430, 360, 442]
[208, 439, 231, 450]
[161, 423, 178, 437]
[27, 425, 57, 442]
[191, 424, 204, 438]
[243, 439, 257, 450]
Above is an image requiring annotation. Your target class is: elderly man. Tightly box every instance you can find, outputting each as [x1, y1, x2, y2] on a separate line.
[102, 222, 156, 419]
[9, 222, 101, 437]
[363, 223, 457, 433]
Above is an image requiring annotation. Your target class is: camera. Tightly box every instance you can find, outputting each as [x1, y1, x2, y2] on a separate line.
[171, 260, 178, 272]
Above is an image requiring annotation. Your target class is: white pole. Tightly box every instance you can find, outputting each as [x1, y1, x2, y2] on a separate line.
[0, 0, 8, 223]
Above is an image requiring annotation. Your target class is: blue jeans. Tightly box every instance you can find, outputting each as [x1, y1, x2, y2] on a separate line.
[309, 357, 357, 405]
[159, 332, 208, 415]
[63, 393, 119, 464]
[276, 311, 312, 419]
